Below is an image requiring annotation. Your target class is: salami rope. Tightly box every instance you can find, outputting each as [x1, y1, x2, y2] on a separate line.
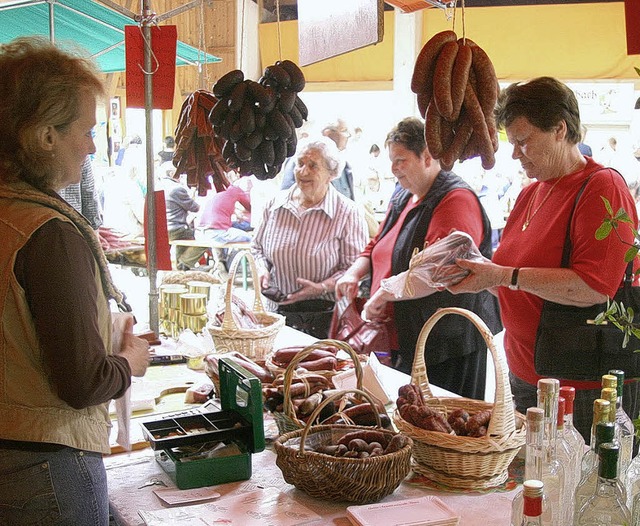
[413, 24, 499, 169]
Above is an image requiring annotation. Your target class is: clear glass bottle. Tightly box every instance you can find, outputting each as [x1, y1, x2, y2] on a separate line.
[602, 386, 625, 474]
[575, 421, 626, 514]
[608, 369, 635, 473]
[627, 454, 640, 523]
[575, 442, 631, 526]
[559, 386, 586, 462]
[583, 398, 611, 478]
[520, 480, 545, 526]
[557, 396, 579, 525]
[537, 378, 565, 526]
[512, 408, 553, 526]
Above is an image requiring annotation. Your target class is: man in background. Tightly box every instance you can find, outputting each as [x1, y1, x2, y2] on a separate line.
[280, 118, 356, 201]
[58, 157, 102, 230]
[159, 162, 205, 270]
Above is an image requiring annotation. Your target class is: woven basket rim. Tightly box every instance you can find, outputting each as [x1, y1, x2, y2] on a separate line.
[207, 311, 285, 338]
[410, 307, 520, 438]
[275, 423, 412, 461]
[272, 340, 365, 430]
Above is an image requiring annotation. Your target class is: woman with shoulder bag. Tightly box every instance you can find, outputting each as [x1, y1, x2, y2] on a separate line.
[335, 117, 501, 400]
[448, 76, 640, 442]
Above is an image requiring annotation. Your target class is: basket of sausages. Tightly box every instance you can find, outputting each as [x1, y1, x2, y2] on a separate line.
[207, 250, 285, 360]
[265, 340, 367, 379]
[265, 340, 388, 435]
[274, 388, 412, 504]
[393, 307, 526, 490]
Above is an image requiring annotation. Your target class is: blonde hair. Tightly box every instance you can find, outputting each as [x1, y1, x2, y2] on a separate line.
[0, 37, 104, 191]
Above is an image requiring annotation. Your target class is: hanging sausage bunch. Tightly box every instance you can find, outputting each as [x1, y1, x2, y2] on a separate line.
[173, 90, 230, 195]
[209, 60, 309, 180]
[412, 30, 499, 171]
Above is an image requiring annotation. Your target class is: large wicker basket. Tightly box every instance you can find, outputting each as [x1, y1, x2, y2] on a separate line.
[272, 339, 365, 435]
[274, 389, 413, 504]
[207, 250, 285, 361]
[393, 307, 526, 490]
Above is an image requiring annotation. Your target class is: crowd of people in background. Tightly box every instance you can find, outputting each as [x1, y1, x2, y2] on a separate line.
[69, 114, 640, 281]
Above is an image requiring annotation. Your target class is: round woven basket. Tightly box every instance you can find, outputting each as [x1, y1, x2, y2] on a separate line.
[207, 250, 285, 361]
[393, 307, 526, 490]
[271, 339, 365, 435]
[265, 342, 367, 380]
[274, 389, 413, 504]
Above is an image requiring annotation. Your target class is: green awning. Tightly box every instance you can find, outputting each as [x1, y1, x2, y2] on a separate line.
[0, 0, 221, 73]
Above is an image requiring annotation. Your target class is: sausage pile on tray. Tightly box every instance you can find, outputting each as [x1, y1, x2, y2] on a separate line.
[412, 30, 499, 171]
[209, 60, 308, 180]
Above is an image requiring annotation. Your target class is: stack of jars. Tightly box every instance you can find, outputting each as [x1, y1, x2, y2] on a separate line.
[159, 281, 212, 338]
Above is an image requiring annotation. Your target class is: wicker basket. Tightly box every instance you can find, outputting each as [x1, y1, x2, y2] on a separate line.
[274, 389, 413, 503]
[393, 307, 526, 490]
[272, 339, 365, 435]
[207, 250, 285, 361]
[264, 341, 367, 380]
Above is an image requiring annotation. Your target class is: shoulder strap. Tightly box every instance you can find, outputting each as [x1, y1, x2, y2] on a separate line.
[560, 167, 633, 281]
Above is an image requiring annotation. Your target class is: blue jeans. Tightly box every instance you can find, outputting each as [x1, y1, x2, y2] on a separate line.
[0, 446, 109, 526]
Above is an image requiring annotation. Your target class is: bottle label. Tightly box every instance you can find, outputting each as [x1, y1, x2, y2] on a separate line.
[523, 496, 542, 517]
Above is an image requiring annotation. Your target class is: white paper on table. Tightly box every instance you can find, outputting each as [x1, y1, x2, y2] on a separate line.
[347, 495, 460, 526]
[331, 353, 391, 405]
[138, 487, 323, 526]
[112, 312, 134, 451]
[153, 486, 220, 506]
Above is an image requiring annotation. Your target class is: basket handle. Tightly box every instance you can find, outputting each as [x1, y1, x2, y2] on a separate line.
[411, 307, 516, 438]
[282, 339, 364, 426]
[221, 250, 266, 332]
[297, 388, 382, 456]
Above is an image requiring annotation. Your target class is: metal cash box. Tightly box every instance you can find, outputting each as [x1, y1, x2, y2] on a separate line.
[141, 357, 265, 489]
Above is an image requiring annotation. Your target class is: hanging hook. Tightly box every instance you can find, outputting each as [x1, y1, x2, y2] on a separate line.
[137, 20, 160, 75]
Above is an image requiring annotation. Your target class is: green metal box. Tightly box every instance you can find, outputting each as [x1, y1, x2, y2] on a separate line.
[141, 358, 264, 489]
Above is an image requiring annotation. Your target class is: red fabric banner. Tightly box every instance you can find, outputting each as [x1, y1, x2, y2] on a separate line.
[144, 190, 172, 271]
[625, 0, 640, 55]
[125, 25, 177, 109]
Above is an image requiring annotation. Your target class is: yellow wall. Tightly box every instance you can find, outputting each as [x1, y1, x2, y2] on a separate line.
[259, 4, 638, 84]
[423, 3, 638, 81]
[259, 11, 395, 85]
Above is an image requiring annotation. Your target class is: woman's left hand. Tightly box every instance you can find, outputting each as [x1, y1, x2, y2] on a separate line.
[279, 278, 324, 305]
[447, 257, 509, 294]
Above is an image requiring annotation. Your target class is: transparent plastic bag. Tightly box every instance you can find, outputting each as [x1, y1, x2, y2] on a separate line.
[381, 231, 483, 299]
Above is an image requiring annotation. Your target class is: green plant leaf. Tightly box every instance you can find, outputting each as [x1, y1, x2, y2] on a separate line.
[615, 208, 634, 224]
[601, 196, 614, 215]
[595, 222, 613, 240]
[625, 245, 639, 263]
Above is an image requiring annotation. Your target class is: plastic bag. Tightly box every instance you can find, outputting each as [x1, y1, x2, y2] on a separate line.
[380, 231, 483, 299]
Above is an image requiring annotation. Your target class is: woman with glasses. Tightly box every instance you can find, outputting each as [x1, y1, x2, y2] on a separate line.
[336, 117, 501, 400]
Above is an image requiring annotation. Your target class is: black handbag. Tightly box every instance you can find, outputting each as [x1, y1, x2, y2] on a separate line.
[534, 171, 640, 381]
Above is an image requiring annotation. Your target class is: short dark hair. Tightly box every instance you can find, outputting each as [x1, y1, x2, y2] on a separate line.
[495, 76, 581, 145]
[164, 136, 175, 148]
[385, 117, 426, 158]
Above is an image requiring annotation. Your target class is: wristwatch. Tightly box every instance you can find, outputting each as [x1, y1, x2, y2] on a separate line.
[508, 268, 520, 290]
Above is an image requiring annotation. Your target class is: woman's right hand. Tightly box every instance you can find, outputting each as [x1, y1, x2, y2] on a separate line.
[361, 289, 392, 322]
[335, 273, 359, 301]
[117, 317, 151, 377]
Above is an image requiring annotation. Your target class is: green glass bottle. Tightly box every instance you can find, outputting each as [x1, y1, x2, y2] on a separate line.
[575, 442, 631, 526]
